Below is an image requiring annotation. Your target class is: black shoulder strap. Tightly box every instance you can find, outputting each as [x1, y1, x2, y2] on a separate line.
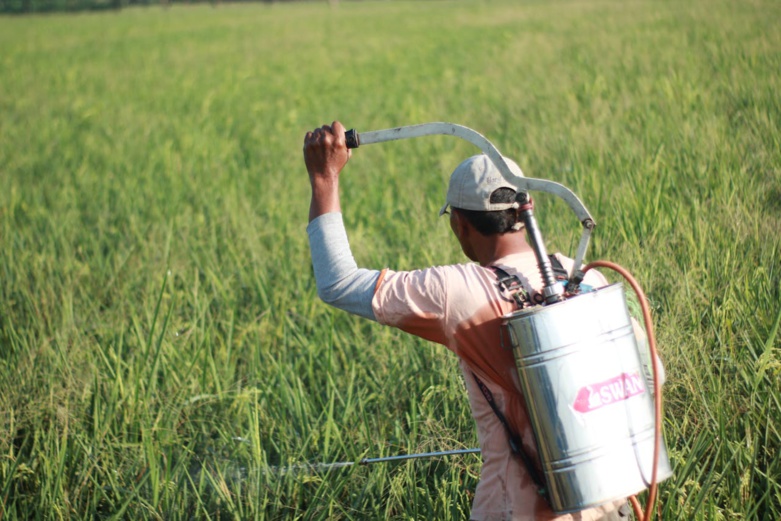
[548, 253, 568, 281]
[489, 266, 531, 308]
[477, 261, 555, 499]
[491, 255, 566, 307]
[471, 372, 548, 499]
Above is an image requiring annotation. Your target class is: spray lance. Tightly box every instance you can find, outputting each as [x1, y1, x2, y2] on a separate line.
[341, 123, 672, 521]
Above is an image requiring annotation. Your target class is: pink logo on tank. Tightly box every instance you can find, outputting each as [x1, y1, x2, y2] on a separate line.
[573, 373, 646, 413]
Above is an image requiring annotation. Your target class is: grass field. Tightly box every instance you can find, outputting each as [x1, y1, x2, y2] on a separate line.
[1, 0, 780, 518]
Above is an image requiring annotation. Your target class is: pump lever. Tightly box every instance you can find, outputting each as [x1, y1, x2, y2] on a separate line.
[343, 123, 596, 286]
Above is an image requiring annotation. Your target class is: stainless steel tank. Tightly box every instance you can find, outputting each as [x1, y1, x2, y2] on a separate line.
[502, 283, 673, 513]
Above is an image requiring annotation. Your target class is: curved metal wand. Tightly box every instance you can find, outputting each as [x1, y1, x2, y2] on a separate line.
[344, 122, 596, 291]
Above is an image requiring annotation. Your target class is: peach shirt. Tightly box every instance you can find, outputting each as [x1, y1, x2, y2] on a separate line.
[372, 251, 622, 521]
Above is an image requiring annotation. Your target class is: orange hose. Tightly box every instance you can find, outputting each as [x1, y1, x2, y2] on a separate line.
[582, 261, 663, 521]
[629, 495, 644, 519]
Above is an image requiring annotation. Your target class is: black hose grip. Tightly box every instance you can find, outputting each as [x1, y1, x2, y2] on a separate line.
[345, 129, 360, 149]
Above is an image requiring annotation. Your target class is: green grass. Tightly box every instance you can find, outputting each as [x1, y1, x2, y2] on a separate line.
[1, 0, 780, 518]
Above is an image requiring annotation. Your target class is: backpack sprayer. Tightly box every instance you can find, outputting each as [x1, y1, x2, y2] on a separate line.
[342, 123, 673, 520]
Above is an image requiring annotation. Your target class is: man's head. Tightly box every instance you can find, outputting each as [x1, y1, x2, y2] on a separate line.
[440, 155, 525, 236]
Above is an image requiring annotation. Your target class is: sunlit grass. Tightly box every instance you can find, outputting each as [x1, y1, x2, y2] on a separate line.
[1, 0, 779, 518]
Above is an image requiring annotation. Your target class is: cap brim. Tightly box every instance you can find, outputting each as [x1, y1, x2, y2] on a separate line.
[439, 203, 450, 216]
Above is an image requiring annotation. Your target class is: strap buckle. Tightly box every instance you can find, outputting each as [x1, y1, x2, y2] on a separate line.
[492, 267, 533, 308]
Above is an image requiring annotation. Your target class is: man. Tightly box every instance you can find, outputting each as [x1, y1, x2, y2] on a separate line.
[303, 121, 630, 520]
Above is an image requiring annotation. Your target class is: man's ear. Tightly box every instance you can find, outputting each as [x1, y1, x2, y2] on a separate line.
[452, 210, 471, 238]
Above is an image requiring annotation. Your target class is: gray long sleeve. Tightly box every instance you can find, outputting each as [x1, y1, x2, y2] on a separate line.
[306, 212, 380, 321]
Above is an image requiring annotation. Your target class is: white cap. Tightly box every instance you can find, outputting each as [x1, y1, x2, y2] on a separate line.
[439, 155, 524, 215]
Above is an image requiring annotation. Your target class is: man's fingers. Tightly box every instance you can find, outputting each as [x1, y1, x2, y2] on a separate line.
[304, 127, 329, 147]
[332, 121, 347, 148]
[303, 122, 349, 157]
[306, 122, 344, 142]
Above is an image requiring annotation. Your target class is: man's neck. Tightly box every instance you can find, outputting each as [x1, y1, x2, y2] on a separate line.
[474, 232, 533, 267]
